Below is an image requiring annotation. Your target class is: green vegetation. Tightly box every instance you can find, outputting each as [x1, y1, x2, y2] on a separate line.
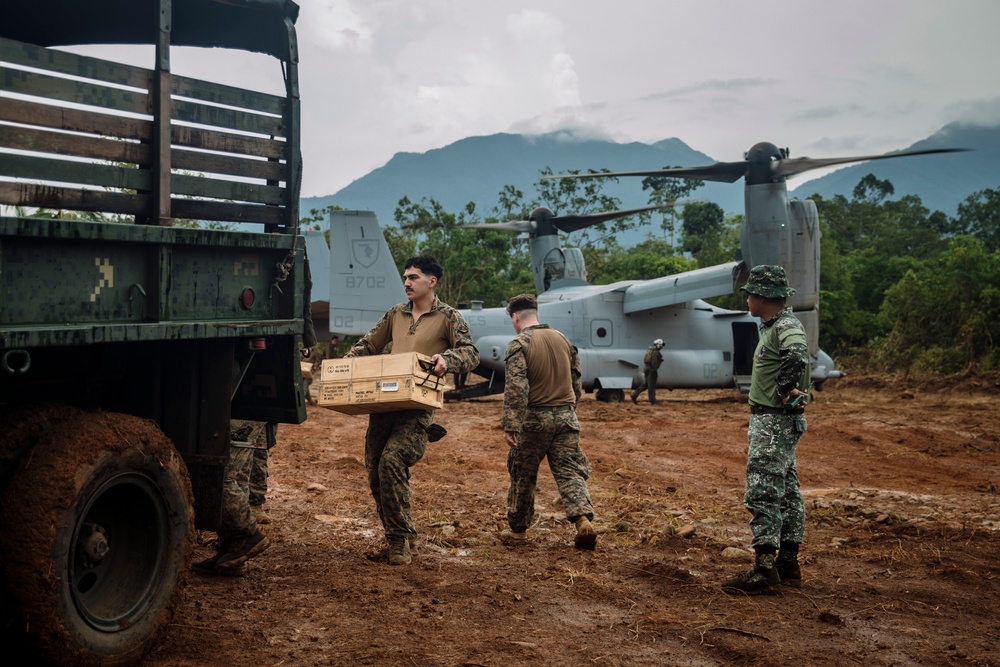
[812, 177, 1000, 375]
[300, 173, 1000, 376]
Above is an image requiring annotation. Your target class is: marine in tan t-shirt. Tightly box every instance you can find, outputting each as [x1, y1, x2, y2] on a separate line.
[499, 293, 596, 550]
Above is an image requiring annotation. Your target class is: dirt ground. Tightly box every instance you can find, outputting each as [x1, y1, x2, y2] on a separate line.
[146, 373, 1000, 667]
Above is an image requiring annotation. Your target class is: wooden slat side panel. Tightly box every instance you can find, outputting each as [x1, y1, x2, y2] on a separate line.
[0, 183, 148, 215]
[170, 125, 285, 159]
[1, 37, 296, 228]
[0, 125, 150, 165]
[0, 97, 153, 141]
[172, 149, 284, 181]
[0, 154, 150, 191]
[172, 74, 285, 117]
[0, 37, 151, 90]
[171, 174, 284, 206]
[171, 98, 284, 137]
[172, 199, 284, 226]
[2, 68, 149, 116]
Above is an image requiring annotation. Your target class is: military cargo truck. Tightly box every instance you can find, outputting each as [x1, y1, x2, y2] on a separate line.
[0, 1, 307, 664]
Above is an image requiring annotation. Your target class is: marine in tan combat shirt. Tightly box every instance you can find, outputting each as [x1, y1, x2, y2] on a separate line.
[500, 293, 597, 550]
[344, 255, 479, 565]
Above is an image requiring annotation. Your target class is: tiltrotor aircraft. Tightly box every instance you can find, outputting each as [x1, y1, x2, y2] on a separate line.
[307, 142, 958, 401]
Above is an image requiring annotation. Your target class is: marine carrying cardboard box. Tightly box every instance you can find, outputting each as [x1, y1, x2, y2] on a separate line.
[317, 352, 446, 415]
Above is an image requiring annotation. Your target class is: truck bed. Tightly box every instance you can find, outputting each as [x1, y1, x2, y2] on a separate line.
[0, 216, 303, 347]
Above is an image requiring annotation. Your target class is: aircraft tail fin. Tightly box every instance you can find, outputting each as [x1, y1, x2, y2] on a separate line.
[327, 210, 406, 336]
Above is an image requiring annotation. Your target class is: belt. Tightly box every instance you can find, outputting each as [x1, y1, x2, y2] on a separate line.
[530, 404, 574, 412]
[750, 404, 804, 416]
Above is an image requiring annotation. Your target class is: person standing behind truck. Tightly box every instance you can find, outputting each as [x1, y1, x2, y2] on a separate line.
[631, 338, 665, 404]
[249, 424, 277, 525]
[194, 420, 271, 575]
[500, 293, 597, 550]
[344, 255, 479, 565]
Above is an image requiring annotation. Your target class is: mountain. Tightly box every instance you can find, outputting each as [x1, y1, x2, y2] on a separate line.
[301, 124, 1000, 245]
[789, 122, 1000, 215]
[301, 132, 743, 245]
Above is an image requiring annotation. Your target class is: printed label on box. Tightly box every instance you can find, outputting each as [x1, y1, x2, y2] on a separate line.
[381, 381, 400, 392]
[321, 359, 353, 382]
[319, 382, 350, 404]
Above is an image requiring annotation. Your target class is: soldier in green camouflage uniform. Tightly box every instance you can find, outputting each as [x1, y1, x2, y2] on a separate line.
[345, 255, 480, 565]
[722, 265, 811, 594]
[193, 419, 270, 575]
[500, 294, 597, 550]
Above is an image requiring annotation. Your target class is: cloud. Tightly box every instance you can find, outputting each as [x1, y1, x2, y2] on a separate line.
[374, 7, 584, 149]
[810, 135, 876, 154]
[786, 104, 873, 123]
[506, 8, 563, 42]
[640, 78, 778, 102]
[943, 98, 1000, 128]
[288, 0, 1000, 197]
[859, 62, 924, 88]
[300, 0, 373, 53]
[510, 119, 615, 143]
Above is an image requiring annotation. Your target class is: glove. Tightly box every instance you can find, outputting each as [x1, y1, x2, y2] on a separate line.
[426, 423, 447, 443]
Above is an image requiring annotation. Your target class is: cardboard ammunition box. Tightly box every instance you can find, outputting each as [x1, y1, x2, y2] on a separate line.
[317, 352, 446, 415]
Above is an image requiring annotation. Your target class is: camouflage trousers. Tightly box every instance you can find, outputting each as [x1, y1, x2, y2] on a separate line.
[364, 409, 433, 540]
[220, 443, 257, 540]
[744, 413, 807, 551]
[221, 420, 268, 541]
[631, 368, 659, 403]
[249, 446, 268, 506]
[507, 409, 594, 532]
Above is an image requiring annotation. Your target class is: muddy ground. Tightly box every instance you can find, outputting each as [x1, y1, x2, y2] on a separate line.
[147, 373, 1000, 667]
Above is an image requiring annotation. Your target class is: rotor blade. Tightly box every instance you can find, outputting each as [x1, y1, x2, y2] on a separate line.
[553, 204, 674, 233]
[544, 161, 749, 184]
[463, 220, 532, 233]
[772, 147, 970, 179]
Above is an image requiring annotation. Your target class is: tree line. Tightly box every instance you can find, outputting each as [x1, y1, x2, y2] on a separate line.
[299, 170, 1000, 377]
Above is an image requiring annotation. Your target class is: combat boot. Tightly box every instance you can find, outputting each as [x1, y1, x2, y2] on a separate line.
[193, 536, 229, 574]
[388, 537, 411, 565]
[500, 528, 527, 545]
[215, 528, 270, 571]
[192, 552, 223, 574]
[722, 551, 780, 594]
[573, 516, 597, 550]
[776, 543, 802, 587]
[365, 545, 390, 562]
[251, 504, 271, 525]
[630, 393, 638, 404]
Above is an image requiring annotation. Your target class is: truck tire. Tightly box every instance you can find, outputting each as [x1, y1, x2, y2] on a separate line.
[0, 411, 194, 667]
[0, 403, 81, 489]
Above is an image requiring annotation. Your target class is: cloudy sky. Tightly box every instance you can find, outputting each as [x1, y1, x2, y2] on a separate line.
[99, 0, 1000, 198]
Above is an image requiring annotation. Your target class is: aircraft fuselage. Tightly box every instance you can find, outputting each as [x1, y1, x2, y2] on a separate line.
[462, 289, 758, 391]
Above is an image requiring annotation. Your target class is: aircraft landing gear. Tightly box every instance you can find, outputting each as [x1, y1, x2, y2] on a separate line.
[596, 388, 624, 403]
